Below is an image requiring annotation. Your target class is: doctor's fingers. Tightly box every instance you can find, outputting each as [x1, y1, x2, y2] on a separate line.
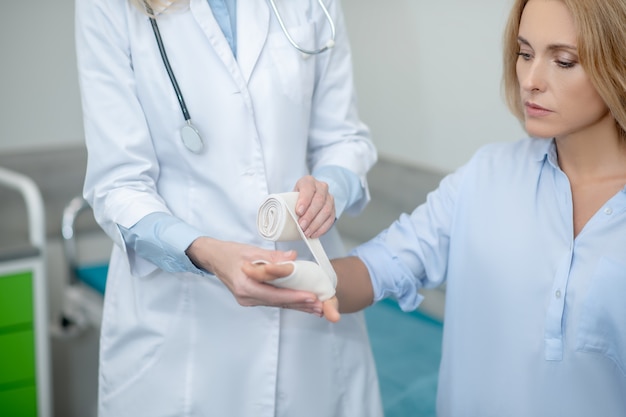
[240, 262, 324, 314]
[305, 209, 335, 239]
[235, 280, 324, 316]
[294, 176, 330, 213]
[295, 186, 335, 237]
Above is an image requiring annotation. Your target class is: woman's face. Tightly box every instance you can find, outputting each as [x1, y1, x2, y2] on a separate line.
[516, 0, 610, 140]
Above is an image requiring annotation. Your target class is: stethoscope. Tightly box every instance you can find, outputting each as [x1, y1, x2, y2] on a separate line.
[268, 0, 336, 55]
[146, 0, 336, 154]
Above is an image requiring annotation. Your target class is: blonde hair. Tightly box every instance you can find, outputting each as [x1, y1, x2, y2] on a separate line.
[502, 0, 626, 140]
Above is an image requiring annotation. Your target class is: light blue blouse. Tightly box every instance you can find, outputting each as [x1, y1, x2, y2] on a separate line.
[354, 137, 626, 417]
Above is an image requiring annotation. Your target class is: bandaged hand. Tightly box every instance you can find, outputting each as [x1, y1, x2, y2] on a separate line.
[187, 238, 324, 316]
[242, 260, 341, 323]
[254, 192, 339, 321]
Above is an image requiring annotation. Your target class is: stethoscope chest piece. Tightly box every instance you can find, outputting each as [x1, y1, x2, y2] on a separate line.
[181, 122, 204, 154]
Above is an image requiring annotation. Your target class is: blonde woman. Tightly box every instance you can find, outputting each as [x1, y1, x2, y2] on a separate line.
[75, 0, 383, 416]
[248, 0, 626, 415]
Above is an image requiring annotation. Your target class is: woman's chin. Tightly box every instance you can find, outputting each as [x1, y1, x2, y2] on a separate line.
[524, 124, 555, 139]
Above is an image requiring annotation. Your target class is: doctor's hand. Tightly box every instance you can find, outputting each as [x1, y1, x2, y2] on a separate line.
[294, 175, 336, 239]
[242, 260, 341, 323]
[186, 237, 324, 315]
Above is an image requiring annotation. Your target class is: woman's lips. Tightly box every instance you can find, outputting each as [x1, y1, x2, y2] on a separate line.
[525, 102, 552, 117]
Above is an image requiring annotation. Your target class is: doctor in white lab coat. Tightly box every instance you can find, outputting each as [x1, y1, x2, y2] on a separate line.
[75, 0, 383, 416]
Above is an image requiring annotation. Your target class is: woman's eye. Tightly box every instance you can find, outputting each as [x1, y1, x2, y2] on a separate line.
[556, 59, 576, 69]
[516, 51, 532, 60]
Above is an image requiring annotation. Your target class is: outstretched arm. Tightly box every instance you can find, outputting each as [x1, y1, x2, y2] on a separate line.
[331, 256, 375, 314]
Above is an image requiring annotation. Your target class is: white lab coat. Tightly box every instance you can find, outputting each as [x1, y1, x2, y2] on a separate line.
[75, 0, 383, 416]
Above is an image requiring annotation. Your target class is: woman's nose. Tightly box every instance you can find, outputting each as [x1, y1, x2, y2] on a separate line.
[519, 60, 546, 93]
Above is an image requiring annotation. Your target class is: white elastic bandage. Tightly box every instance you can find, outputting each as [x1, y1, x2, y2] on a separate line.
[256, 192, 337, 301]
[252, 260, 335, 301]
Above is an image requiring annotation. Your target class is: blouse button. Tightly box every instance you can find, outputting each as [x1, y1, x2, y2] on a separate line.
[604, 207, 613, 215]
[555, 289, 562, 299]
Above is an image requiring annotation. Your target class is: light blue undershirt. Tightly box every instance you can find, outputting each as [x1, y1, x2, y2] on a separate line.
[207, 0, 237, 56]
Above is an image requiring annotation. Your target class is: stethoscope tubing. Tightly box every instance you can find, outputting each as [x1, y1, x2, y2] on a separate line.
[267, 0, 336, 55]
[148, 14, 192, 122]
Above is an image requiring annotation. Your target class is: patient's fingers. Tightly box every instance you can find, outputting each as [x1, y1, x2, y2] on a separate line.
[242, 261, 294, 283]
[322, 296, 341, 323]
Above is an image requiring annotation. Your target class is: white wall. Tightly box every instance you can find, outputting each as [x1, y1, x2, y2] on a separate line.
[1, 1, 84, 153]
[0, 0, 525, 173]
[343, 0, 525, 173]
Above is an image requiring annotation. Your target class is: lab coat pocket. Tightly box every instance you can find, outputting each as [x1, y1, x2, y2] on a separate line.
[99, 264, 189, 403]
[266, 23, 316, 104]
[576, 257, 626, 376]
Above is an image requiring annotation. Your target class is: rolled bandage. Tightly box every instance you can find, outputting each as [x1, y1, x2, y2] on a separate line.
[257, 192, 337, 301]
[252, 260, 335, 301]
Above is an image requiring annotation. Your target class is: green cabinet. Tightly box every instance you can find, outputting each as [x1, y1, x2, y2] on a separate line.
[0, 271, 38, 417]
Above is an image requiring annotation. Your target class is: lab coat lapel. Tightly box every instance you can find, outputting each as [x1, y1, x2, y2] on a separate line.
[189, 0, 239, 74]
[237, 0, 270, 83]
